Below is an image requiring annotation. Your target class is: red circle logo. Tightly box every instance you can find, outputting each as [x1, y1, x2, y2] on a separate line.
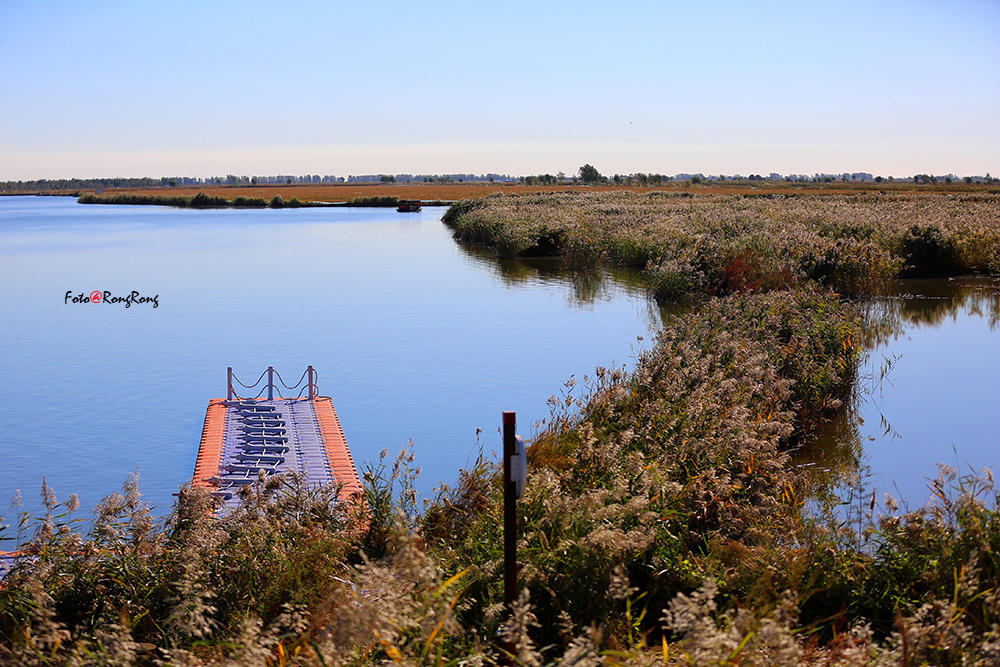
[90, 291, 102, 303]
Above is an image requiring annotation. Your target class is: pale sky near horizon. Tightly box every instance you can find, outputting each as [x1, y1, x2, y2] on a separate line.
[1, 0, 998, 181]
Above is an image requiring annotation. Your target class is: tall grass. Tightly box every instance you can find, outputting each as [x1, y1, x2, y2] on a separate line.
[444, 192, 1000, 299]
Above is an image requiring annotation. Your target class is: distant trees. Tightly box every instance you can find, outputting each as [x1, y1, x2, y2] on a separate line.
[348, 173, 513, 184]
[9, 169, 992, 197]
[0, 176, 192, 193]
[0, 173, 523, 194]
[520, 174, 558, 185]
[612, 173, 670, 186]
[579, 164, 605, 184]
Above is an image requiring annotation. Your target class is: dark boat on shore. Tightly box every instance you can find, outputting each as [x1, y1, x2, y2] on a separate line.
[397, 200, 421, 212]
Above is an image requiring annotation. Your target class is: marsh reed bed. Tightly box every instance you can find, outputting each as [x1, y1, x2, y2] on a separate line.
[443, 191, 1000, 298]
[2, 192, 998, 665]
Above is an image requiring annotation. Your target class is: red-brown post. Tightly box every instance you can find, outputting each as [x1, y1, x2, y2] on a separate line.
[503, 411, 517, 613]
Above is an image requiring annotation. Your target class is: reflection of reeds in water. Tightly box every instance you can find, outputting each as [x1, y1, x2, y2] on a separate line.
[454, 237, 673, 332]
[859, 277, 1000, 348]
[890, 277, 1000, 329]
[807, 277, 999, 495]
[789, 390, 865, 498]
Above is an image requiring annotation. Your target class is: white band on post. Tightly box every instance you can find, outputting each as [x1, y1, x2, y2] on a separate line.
[512, 435, 527, 499]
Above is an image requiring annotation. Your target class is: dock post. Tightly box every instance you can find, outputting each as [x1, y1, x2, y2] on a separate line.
[307, 365, 315, 400]
[267, 366, 274, 401]
[227, 367, 233, 400]
[503, 411, 517, 614]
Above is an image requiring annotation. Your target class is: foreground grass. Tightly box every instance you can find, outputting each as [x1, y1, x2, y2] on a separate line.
[2, 192, 998, 665]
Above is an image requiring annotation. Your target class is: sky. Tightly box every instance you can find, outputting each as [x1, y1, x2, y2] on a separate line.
[1, 0, 998, 181]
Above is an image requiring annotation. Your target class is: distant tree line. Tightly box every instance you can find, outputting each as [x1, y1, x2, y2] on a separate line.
[517, 165, 1000, 188]
[4, 170, 996, 194]
[0, 173, 519, 193]
[520, 173, 564, 185]
[0, 176, 194, 193]
[346, 173, 515, 183]
[612, 172, 672, 186]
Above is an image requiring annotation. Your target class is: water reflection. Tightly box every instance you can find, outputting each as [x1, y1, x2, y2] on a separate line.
[454, 240, 673, 332]
[792, 393, 866, 503]
[882, 276, 999, 329]
[812, 276, 1000, 506]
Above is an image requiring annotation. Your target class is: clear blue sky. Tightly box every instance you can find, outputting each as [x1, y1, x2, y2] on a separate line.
[1, 0, 997, 180]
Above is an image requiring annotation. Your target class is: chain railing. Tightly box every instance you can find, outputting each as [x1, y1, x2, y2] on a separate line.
[226, 366, 318, 401]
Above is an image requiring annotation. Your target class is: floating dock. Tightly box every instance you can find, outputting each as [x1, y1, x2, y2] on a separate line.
[0, 552, 17, 580]
[193, 367, 361, 508]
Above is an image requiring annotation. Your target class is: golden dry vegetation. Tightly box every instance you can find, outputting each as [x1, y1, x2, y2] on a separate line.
[85, 179, 994, 203]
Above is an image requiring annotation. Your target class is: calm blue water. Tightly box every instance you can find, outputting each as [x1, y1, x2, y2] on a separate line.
[0, 195, 659, 523]
[854, 279, 1000, 508]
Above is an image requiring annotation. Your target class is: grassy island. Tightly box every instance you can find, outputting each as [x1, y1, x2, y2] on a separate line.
[2, 192, 998, 665]
[76, 191, 462, 210]
[78, 192, 317, 209]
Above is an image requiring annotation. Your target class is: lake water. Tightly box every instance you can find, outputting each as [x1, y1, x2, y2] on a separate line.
[1, 196, 996, 529]
[0, 195, 660, 523]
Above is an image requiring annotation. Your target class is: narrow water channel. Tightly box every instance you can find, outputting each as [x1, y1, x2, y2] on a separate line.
[808, 277, 1000, 509]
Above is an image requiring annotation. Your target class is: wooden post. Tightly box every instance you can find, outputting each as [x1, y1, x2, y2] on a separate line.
[307, 365, 316, 400]
[267, 366, 274, 401]
[503, 411, 517, 612]
[227, 367, 233, 401]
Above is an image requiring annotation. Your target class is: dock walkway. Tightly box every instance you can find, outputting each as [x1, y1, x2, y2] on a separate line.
[193, 367, 361, 508]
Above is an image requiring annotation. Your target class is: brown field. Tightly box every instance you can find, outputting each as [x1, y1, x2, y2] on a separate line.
[83, 179, 992, 202]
